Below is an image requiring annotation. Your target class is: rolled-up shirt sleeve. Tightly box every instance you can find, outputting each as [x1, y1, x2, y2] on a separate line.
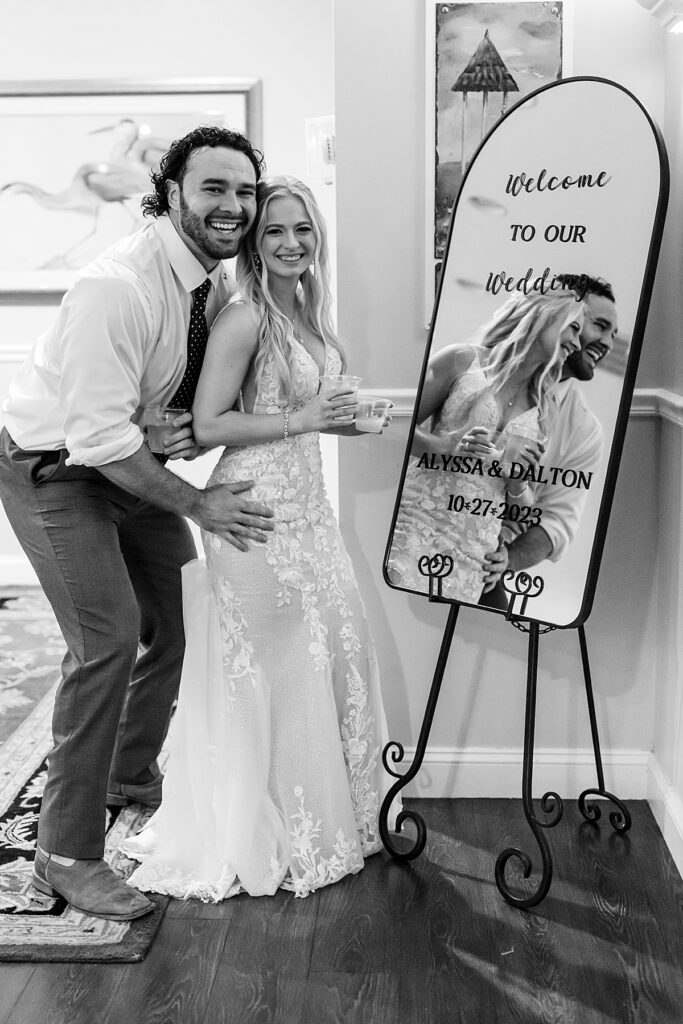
[60, 275, 152, 466]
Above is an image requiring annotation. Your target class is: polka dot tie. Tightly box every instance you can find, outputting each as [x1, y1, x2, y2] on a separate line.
[169, 278, 212, 409]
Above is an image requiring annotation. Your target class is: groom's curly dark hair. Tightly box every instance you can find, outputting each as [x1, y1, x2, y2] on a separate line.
[141, 125, 265, 218]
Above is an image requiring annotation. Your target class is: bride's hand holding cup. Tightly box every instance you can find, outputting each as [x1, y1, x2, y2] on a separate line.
[458, 426, 499, 460]
[295, 375, 362, 432]
[305, 376, 362, 432]
[417, 425, 492, 457]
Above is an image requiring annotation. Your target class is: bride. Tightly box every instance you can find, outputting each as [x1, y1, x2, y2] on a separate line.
[122, 176, 394, 900]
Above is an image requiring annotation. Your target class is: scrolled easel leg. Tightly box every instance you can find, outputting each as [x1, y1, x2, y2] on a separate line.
[379, 603, 460, 861]
[578, 787, 632, 832]
[495, 622, 564, 908]
[576, 626, 632, 833]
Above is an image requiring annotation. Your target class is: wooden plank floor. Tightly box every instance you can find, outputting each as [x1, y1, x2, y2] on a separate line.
[1, 799, 681, 1024]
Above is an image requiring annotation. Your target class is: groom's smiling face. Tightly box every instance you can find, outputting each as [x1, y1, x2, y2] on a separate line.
[166, 146, 257, 270]
[564, 293, 618, 382]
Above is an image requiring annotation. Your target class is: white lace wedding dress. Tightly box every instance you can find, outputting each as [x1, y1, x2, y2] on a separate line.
[122, 341, 394, 900]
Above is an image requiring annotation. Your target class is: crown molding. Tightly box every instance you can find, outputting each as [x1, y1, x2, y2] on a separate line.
[636, 0, 683, 32]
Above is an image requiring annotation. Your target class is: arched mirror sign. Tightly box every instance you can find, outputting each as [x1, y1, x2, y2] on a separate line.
[384, 77, 668, 628]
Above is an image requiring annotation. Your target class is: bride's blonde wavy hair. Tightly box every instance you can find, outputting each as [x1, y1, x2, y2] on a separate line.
[236, 176, 345, 399]
[450, 289, 584, 436]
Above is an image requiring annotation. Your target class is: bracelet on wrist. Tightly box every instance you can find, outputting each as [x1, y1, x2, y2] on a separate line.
[283, 409, 290, 441]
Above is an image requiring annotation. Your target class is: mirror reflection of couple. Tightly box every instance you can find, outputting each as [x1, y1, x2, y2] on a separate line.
[0, 127, 396, 920]
[387, 277, 618, 606]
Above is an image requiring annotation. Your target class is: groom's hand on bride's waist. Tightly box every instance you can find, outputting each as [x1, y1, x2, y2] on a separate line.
[196, 480, 275, 551]
[482, 541, 509, 592]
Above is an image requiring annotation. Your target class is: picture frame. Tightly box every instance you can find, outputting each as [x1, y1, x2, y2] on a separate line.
[0, 78, 262, 296]
[425, 1, 572, 322]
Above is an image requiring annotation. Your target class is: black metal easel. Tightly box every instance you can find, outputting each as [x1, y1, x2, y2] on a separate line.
[379, 560, 632, 909]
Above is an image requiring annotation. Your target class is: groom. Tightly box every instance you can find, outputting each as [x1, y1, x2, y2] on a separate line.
[481, 276, 617, 604]
[0, 125, 274, 920]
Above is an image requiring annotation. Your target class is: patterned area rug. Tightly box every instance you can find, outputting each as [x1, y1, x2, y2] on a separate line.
[0, 589, 65, 744]
[0, 590, 169, 962]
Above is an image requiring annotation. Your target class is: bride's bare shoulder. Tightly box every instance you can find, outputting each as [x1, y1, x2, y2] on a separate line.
[429, 343, 478, 380]
[210, 297, 260, 346]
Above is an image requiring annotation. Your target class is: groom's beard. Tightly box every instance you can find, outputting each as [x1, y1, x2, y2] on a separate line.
[563, 348, 595, 381]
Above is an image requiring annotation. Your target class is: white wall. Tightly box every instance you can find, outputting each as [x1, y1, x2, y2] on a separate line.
[334, 0, 677, 812]
[647, 30, 683, 873]
[0, 0, 335, 174]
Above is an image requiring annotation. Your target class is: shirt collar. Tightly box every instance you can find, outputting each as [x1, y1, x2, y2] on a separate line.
[155, 215, 223, 294]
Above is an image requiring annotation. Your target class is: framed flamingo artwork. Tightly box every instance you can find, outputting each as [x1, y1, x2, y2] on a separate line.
[0, 78, 261, 295]
[425, 1, 569, 321]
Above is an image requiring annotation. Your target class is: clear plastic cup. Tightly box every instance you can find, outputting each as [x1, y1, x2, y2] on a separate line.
[503, 426, 546, 473]
[355, 396, 393, 433]
[145, 405, 188, 453]
[319, 374, 362, 398]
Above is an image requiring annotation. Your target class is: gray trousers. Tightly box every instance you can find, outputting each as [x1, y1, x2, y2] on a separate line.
[0, 428, 196, 858]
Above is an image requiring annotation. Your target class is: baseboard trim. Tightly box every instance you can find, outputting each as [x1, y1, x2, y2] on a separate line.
[647, 754, 683, 878]
[396, 745, 650, 799]
[397, 746, 683, 875]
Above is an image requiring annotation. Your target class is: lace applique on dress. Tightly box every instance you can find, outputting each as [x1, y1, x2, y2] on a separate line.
[122, 339, 394, 900]
[282, 787, 363, 898]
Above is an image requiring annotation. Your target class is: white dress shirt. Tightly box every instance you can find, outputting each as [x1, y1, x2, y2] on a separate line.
[3, 216, 233, 466]
[529, 379, 604, 560]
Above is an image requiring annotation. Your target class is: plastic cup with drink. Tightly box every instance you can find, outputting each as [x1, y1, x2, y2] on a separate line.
[355, 396, 393, 433]
[319, 374, 362, 424]
[145, 404, 189, 454]
[503, 424, 546, 479]
[319, 374, 362, 398]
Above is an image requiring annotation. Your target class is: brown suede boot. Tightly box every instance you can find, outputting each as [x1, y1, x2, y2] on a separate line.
[32, 848, 154, 921]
